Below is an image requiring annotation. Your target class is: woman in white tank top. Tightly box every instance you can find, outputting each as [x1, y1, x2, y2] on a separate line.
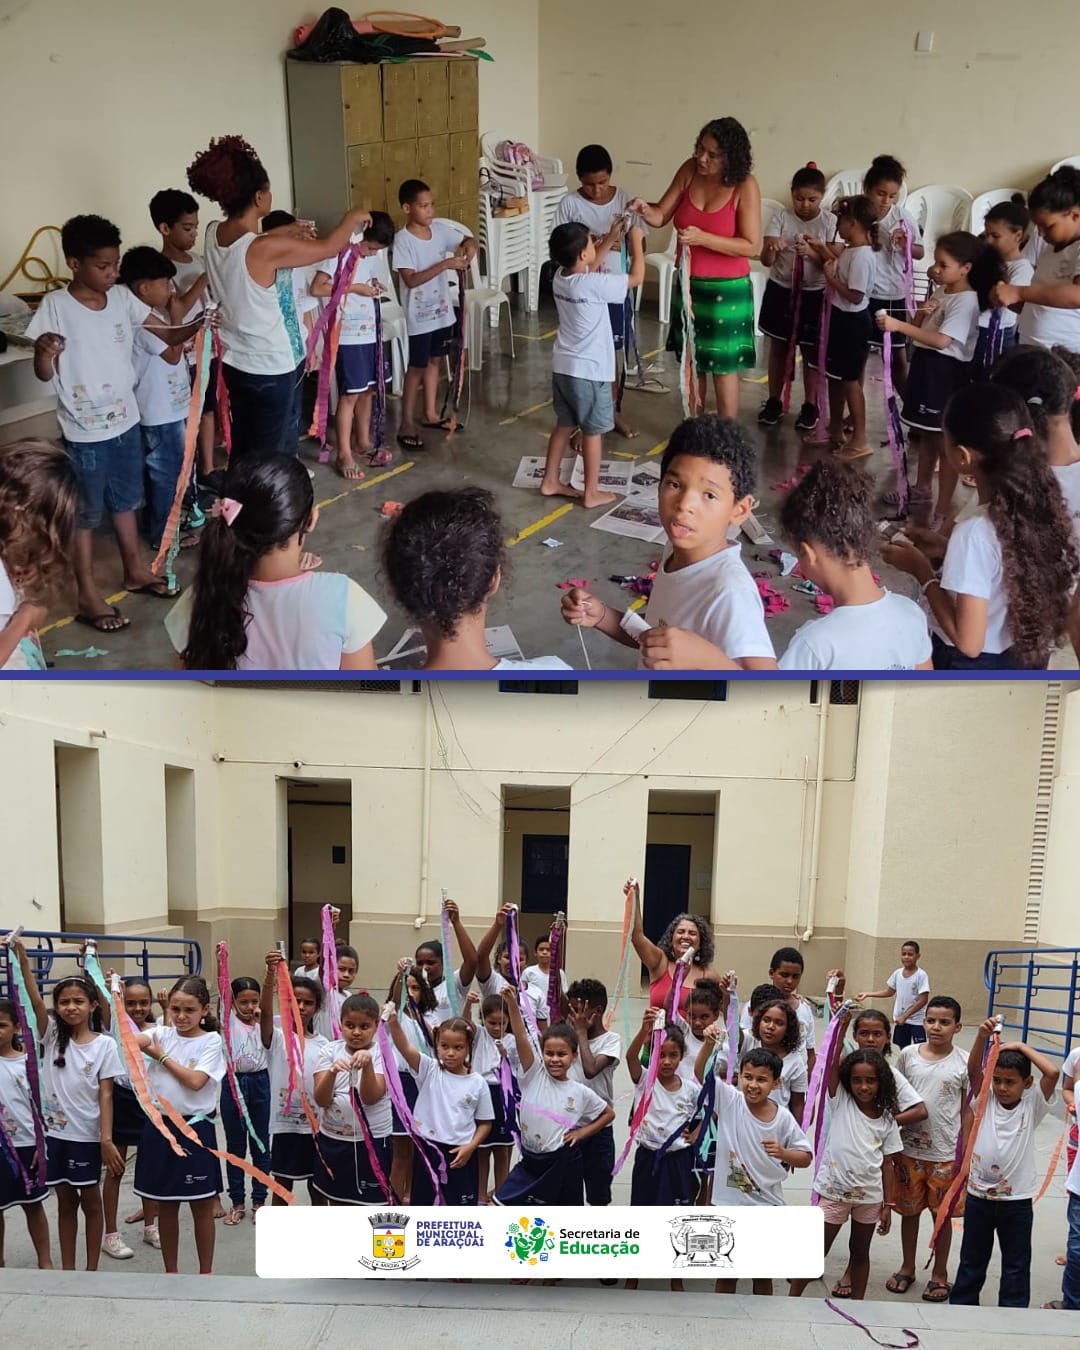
[187, 135, 371, 460]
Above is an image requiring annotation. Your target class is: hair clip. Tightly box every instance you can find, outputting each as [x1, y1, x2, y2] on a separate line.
[1013, 428, 1033, 440]
[1027, 396, 1043, 405]
[220, 497, 243, 526]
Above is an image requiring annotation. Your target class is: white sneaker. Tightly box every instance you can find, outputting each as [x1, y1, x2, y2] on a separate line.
[143, 1225, 161, 1249]
[103, 1232, 134, 1259]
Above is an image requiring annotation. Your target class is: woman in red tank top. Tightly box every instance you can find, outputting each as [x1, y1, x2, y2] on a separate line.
[629, 118, 762, 419]
[624, 880, 722, 1016]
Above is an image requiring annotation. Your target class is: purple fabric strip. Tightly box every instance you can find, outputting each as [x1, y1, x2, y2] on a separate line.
[375, 1021, 446, 1200]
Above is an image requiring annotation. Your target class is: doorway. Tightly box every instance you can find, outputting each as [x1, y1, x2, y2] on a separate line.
[285, 780, 353, 952]
[500, 785, 570, 949]
[642, 789, 717, 981]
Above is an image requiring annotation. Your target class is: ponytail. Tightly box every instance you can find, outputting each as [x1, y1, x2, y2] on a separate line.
[835, 195, 880, 251]
[181, 454, 314, 670]
[943, 383, 1079, 666]
[936, 230, 1004, 311]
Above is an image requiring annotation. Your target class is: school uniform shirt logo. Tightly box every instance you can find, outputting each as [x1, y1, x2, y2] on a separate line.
[113, 324, 127, 343]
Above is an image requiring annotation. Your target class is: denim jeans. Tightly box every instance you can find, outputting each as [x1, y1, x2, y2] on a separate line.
[223, 363, 303, 460]
[64, 426, 145, 530]
[1063, 1191, 1080, 1310]
[220, 1068, 271, 1205]
[141, 420, 186, 547]
[950, 1193, 1033, 1307]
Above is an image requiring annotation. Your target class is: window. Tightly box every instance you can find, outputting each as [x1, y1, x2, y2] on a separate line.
[810, 681, 860, 706]
[520, 834, 569, 913]
[648, 681, 727, 701]
[498, 680, 579, 695]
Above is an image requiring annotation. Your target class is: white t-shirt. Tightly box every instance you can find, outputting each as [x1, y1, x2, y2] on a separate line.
[872, 206, 921, 301]
[766, 207, 837, 291]
[634, 1074, 699, 1151]
[567, 1029, 621, 1105]
[979, 258, 1034, 331]
[551, 269, 629, 382]
[969, 1084, 1053, 1200]
[746, 1037, 809, 1108]
[553, 188, 643, 276]
[741, 998, 816, 1062]
[227, 1012, 270, 1074]
[477, 971, 546, 1031]
[268, 1029, 329, 1135]
[131, 323, 191, 427]
[26, 286, 150, 442]
[0, 557, 45, 672]
[0, 1053, 37, 1146]
[517, 1061, 606, 1154]
[919, 289, 980, 363]
[896, 1044, 970, 1161]
[673, 1011, 706, 1085]
[166, 571, 386, 671]
[40, 1023, 122, 1142]
[1052, 461, 1080, 555]
[780, 590, 932, 671]
[892, 1066, 923, 1115]
[424, 968, 471, 1030]
[470, 1026, 522, 1083]
[832, 245, 875, 314]
[313, 988, 347, 1044]
[887, 967, 931, 1026]
[333, 252, 382, 346]
[293, 965, 320, 979]
[520, 965, 568, 1003]
[393, 221, 465, 335]
[1018, 238, 1080, 351]
[1064, 1045, 1079, 1083]
[645, 544, 775, 664]
[409, 1053, 493, 1146]
[816, 1087, 903, 1203]
[315, 1038, 391, 1140]
[142, 1026, 225, 1119]
[492, 656, 573, 670]
[934, 507, 1011, 655]
[711, 1078, 812, 1207]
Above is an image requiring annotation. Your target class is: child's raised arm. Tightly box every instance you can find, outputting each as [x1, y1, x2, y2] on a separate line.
[260, 952, 280, 1049]
[500, 984, 534, 1075]
[9, 938, 48, 1039]
[967, 1017, 996, 1094]
[443, 898, 478, 986]
[1005, 1042, 1060, 1102]
[626, 1008, 658, 1085]
[383, 1005, 421, 1074]
[475, 904, 510, 983]
[694, 1019, 724, 1084]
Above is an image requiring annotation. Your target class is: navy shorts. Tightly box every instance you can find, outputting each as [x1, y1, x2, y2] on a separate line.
[819, 308, 873, 384]
[46, 1136, 102, 1189]
[901, 350, 971, 432]
[580, 1122, 615, 1206]
[270, 1132, 315, 1181]
[134, 1114, 222, 1201]
[64, 425, 145, 530]
[0, 1145, 48, 1209]
[312, 1132, 393, 1205]
[390, 1073, 419, 1138]
[336, 342, 378, 394]
[480, 1080, 517, 1148]
[869, 297, 909, 351]
[112, 1082, 146, 1147]
[411, 1139, 479, 1206]
[407, 324, 455, 369]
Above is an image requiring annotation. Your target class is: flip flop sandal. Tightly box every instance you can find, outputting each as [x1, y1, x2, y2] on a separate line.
[627, 376, 668, 394]
[126, 583, 182, 600]
[886, 1272, 915, 1294]
[830, 1282, 854, 1299]
[921, 1280, 952, 1302]
[833, 445, 874, 460]
[223, 1206, 245, 1226]
[367, 448, 393, 467]
[334, 460, 366, 481]
[74, 607, 130, 633]
[1043, 1299, 1066, 1309]
[396, 434, 425, 450]
[420, 418, 453, 431]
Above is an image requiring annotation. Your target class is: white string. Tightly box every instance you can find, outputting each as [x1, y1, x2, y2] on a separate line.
[576, 623, 592, 670]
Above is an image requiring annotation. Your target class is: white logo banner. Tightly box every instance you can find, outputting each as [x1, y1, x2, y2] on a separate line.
[256, 1206, 824, 1280]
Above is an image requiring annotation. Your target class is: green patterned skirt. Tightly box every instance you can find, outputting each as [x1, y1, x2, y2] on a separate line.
[667, 274, 756, 376]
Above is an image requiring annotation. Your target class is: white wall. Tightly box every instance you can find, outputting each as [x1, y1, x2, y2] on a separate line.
[0, 1, 538, 284]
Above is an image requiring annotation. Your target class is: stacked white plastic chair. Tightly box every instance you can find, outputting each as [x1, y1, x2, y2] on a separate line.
[480, 133, 567, 312]
[636, 229, 677, 325]
[970, 188, 1026, 237]
[823, 169, 908, 209]
[904, 184, 973, 299]
[371, 247, 409, 396]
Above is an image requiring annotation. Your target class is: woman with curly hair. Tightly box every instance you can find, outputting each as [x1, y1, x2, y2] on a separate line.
[629, 118, 761, 418]
[624, 879, 722, 1017]
[382, 486, 571, 670]
[883, 382, 1079, 669]
[0, 439, 79, 669]
[166, 452, 385, 670]
[187, 135, 372, 461]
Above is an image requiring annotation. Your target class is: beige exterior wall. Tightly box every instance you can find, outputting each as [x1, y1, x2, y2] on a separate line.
[538, 2, 1074, 211]
[3, 679, 1077, 1021]
[0, 0, 539, 280]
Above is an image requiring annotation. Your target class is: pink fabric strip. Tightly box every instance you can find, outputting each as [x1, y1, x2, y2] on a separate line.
[375, 1022, 446, 1199]
[815, 286, 833, 431]
[901, 220, 916, 318]
[320, 906, 341, 1039]
[307, 242, 365, 449]
[881, 332, 908, 515]
[782, 255, 805, 415]
[725, 980, 739, 1085]
[612, 1023, 664, 1177]
[348, 1084, 394, 1201]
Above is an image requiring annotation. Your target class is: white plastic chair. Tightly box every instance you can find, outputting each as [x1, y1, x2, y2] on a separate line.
[760, 197, 785, 242]
[480, 132, 567, 189]
[904, 185, 974, 274]
[463, 255, 514, 371]
[1051, 156, 1080, 174]
[478, 184, 537, 316]
[749, 268, 767, 363]
[970, 188, 1026, 237]
[824, 169, 908, 209]
[371, 248, 408, 396]
[635, 228, 678, 325]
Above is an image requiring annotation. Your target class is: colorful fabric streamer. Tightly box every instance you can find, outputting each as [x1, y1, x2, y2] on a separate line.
[348, 1080, 394, 1201]
[370, 298, 388, 461]
[497, 1053, 521, 1147]
[982, 306, 1005, 375]
[5, 952, 47, 1185]
[802, 999, 852, 1202]
[882, 331, 908, 517]
[273, 960, 331, 1176]
[375, 1020, 445, 1201]
[546, 918, 565, 1027]
[0, 1099, 32, 1192]
[212, 328, 232, 456]
[781, 254, 805, 415]
[613, 1021, 664, 1177]
[824, 1299, 921, 1349]
[440, 294, 468, 438]
[277, 271, 306, 366]
[901, 220, 916, 319]
[151, 323, 211, 587]
[320, 905, 342, 1038]
[690, 1055, 718, 1177]
[505, 908, 542, 1044]
[725, 977, 739, 1086]
[216, 943, 267, 1152]
[815, 284, 833, 434]
[307, 241, 365, 452]
[678, 249, 701, 419]
[930, 1031, 1001, 1249]
[439, 902, 461, 1016]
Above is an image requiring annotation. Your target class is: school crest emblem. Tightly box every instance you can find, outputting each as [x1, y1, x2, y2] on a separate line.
[361, 1211, 419, 1271]
[668, 1214, 735, 1267]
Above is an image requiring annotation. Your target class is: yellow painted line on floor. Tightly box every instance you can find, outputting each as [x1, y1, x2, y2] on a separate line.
[511, 329, 557, 341]
[611, 451, 637, 459]
[744, 374, 769, 384]
[507, 502, 574, 547]
[316, 459, 414, 509]
[645, 438, 669, 457]
[641, 347, 665, 359]
[500, 399, 553, 427]
[41, 462, 416, 640]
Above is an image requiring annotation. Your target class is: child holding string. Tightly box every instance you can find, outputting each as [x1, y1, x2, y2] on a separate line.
[627, 1008, 699, 1206]
[387, 960, 437, 1204]
[463, 991, 521, 1204]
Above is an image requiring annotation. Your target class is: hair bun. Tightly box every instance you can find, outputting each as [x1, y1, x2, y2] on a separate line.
[806, 161, 817, 169]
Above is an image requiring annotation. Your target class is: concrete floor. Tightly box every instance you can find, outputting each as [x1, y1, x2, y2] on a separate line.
[36, 301, 926, 673]
[1, 1003, 1074, 1322]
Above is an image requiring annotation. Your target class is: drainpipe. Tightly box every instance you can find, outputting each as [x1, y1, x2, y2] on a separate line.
[802, 684, 830, 943]
[416, 689, 434, 930]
